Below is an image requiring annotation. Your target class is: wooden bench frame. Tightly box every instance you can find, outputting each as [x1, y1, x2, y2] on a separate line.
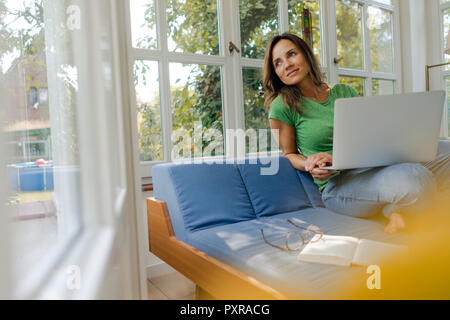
[147, 197, 290, 300]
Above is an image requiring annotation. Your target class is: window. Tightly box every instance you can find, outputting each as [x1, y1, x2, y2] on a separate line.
[440, 0, 450, 137]
[127, 0, 401, 177]
[1, 0, 80, 287]
[335, 0, 398, 96]
[1, 0, 144, 299]
[127, 0, 324, 176]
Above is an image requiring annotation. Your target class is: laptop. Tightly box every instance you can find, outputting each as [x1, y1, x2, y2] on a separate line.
[321, 90, 445, 170]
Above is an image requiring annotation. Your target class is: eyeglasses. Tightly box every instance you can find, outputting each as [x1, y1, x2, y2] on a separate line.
[260, 220, 324, 252]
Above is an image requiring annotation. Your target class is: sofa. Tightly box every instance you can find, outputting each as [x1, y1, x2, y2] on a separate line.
[146, 152, 430, 299]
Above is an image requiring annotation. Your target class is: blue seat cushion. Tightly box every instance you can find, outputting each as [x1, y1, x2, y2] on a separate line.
[154, 162, 255, 233]
[238, 156, 312, 217]
[296, 170, 325, 208]
[186, 208, 410, 299]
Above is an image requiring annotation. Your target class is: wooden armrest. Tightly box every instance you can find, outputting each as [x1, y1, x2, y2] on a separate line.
[147, 197, 290, 300]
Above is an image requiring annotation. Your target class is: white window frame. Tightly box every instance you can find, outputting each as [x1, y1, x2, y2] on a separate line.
[2, 0, 146, 300]
[125, 0, 235, 177]
[429, 0, 450, 138]
[127, 0, 402, 179]
[327, 0, 402, 96]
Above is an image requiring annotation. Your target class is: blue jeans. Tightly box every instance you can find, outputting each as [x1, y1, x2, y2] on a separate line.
[322, 141, 450, 219]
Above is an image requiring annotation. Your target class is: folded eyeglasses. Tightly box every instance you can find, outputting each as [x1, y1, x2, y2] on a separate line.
[260, 220, 324, 252]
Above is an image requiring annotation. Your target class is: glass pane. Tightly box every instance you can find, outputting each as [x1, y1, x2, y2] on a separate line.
[443, 8, 450, 71]
[288, 0, 322, 64]
[445, 77, 450, 136]
[130, 0, 157, 50]
[372, 79, 394, 96]
[170, 63, 224, 159]
[1, 0, 81, 283]
[240, 0, 279, 59]
[134, 60, 162, 161]
[242, 67, 278, 154]
[339, 76, 365, 96]
[166, 0, 219, 55]
[336, 0, 364, 70]
[368, 6, 393, 73]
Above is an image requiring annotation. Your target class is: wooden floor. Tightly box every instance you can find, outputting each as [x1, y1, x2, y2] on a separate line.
[146, 272, 196, 300]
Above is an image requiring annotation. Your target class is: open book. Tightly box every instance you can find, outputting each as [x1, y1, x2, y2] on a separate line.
[298, 234, 408, 267]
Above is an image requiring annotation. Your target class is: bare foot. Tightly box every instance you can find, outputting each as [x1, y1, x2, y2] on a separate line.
[384, 212, 406, 234]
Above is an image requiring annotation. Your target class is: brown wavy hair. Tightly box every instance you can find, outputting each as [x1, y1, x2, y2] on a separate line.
[263, 33, 325, 113]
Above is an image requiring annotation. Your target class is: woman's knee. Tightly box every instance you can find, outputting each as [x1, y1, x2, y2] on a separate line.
[380, 163, 437, 215]
[386, 163, 436, 200]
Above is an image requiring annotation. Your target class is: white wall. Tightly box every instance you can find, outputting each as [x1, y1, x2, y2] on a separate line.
[399, 0, 446, 92]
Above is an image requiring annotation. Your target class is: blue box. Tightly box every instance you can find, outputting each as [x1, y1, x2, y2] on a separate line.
[8, 162, 54, 192]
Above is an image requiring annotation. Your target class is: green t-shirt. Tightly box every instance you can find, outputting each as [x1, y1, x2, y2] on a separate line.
[268, 83, 359, 192]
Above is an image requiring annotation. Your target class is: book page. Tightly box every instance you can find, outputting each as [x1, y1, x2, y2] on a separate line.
[298, 235, 360, 267]
[352, 239, 408, 266]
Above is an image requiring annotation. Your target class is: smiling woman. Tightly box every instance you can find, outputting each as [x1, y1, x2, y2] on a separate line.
[263, 33, 326, 114]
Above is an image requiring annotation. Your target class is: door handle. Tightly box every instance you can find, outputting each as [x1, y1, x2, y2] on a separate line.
[229, 41, 241, 55]
[334, 57, 344, 64]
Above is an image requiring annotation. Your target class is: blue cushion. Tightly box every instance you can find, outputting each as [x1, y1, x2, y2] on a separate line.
[154, 162, 256, 234]
[296, 170, 325, 208]
[186, 207, 410, 299]
[237, 156, 312, 217]
[153, 163, 190, 241]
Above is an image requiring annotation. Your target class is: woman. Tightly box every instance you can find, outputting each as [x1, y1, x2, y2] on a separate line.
[264, 33, 449, 234]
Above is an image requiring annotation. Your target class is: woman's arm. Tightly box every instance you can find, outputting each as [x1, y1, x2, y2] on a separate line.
[270, 119, 308, 171]
[270, 119, 336, 180]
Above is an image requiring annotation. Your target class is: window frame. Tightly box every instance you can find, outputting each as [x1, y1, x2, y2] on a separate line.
[436, 0, 450, 138]
[330, 0, 402, 96]
[125, 0, 234, 177]
[127, 0, 403, 179]
[2, 0, 146, 299]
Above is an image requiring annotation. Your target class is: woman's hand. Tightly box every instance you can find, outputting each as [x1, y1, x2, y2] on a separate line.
[305, 153, 336, 181]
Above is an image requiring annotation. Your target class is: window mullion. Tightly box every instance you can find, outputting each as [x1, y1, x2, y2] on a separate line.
[371, 72, 397, 80]
[325, 0, 338, 83]
[365, 0, 393, 12]
[221, 0, 245, 158]
[391, 0, 401, 93]
[279, 0, 289, 34]
[241, 58, 264, 69]
[166, 52, 226, 65]
[218, 0, 234, 158]
[338, 68, 369, 78]
[131, 48, 162, 60]
[156, 0, 173, 162]
[362, 2, 372, 95]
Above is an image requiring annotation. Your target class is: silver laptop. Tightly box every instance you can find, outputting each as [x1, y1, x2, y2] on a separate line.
[322, 90, 445, 170]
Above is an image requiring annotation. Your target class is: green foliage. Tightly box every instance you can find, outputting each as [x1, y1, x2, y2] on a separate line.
[368, 7, 393, 73]
[134, 60, 163, 161]
[138, 100, 163, 161]
[239, 0, 279, 59]
[0, 0, 45, 63]
[336, 0, 363, 70]
[135, 0, 326, 159]
[339, 76, 364, 96]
